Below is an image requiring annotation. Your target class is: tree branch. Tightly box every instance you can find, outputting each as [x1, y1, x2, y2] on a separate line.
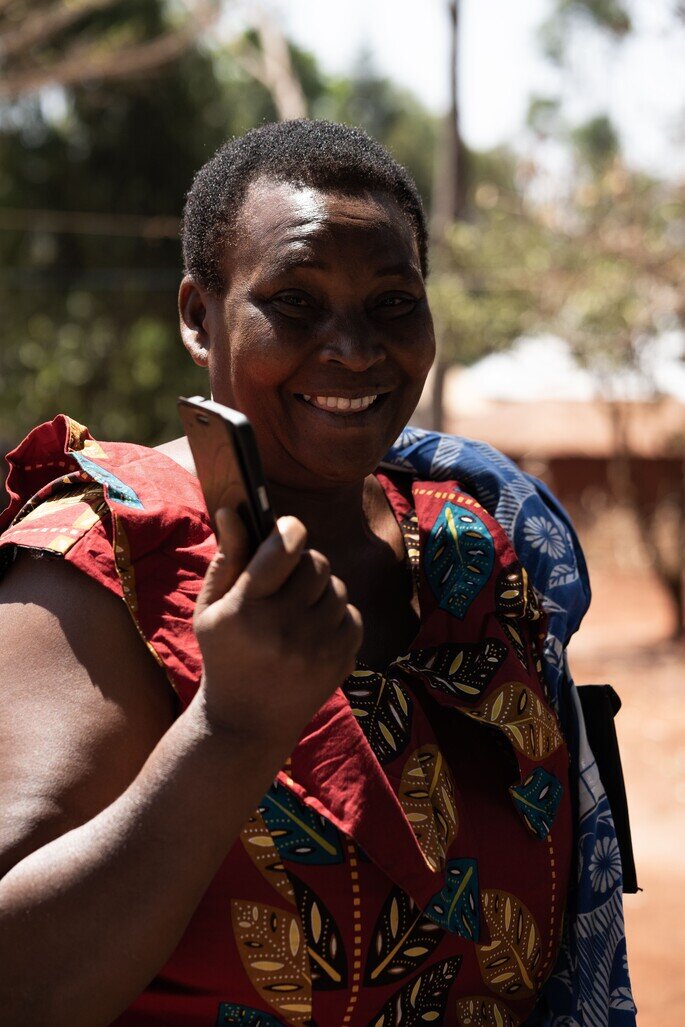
[0, 0, 219, 98]
[0, 0, 120, 61]
[234, 5, 307, 121]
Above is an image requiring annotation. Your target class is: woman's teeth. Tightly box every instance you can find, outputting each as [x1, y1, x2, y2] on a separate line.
[301, 394, 378, 412]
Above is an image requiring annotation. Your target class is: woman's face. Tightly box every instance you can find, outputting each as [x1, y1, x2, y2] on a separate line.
[194, 177, 435, 490]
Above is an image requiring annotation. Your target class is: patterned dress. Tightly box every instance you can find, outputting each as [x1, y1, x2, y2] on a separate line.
[0, 416, 634, 1027]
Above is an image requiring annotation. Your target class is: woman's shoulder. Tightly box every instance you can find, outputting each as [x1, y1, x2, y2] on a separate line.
[383, 427, 591, 685]
[1, 414, 205, 528]
[1, 415, 212, 707]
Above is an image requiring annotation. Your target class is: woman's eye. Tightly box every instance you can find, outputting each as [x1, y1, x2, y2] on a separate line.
[274, 292, 311, 308]
[374, 294, 418, 316]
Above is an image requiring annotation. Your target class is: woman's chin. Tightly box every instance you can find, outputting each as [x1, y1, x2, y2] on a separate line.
[266, 440, 389, 491]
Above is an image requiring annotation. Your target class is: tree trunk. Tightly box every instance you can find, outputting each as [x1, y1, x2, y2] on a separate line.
[430, 0, 464, 433]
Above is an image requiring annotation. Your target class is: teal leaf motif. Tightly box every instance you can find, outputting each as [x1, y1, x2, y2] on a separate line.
[259, 784, 343, 865]
[71, 453, 143, 508]
[424, 858, 480, 941]
[215, 1004, 282, 1026]
[402, 639, 507, 702]
[510, 768, 563, 839]
[424, 503, 494, 618]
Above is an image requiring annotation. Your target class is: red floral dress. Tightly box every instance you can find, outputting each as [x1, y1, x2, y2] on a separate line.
[0, 416, 572, 1027]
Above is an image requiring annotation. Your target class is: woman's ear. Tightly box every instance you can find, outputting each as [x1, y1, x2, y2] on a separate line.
[179, 275, 212, 367]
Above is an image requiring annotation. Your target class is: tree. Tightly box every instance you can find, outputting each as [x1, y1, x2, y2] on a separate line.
[0, 0, 219, 99]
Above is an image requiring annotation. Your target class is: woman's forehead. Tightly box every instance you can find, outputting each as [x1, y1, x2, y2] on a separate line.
[231, 177, 420, 271]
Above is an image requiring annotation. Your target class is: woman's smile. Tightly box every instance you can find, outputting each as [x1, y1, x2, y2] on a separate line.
[298, 393, 380, 413]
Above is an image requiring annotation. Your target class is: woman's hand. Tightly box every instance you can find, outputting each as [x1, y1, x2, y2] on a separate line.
[193, 508, 363, 745]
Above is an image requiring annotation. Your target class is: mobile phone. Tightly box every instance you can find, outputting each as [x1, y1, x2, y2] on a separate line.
[178, 396, 275, 554]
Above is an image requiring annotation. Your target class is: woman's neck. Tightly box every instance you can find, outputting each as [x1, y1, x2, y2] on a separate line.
[267, 476, 384, 555]
[155, 435, 390, 556]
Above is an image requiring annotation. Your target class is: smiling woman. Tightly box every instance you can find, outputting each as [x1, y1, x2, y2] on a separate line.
[0, 121, 633, 1027]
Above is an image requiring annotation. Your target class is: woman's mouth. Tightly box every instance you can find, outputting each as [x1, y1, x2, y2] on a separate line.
[300, 394, 379, 413]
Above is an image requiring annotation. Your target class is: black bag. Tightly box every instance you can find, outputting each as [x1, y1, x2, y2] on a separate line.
[577, 684, 639, 893]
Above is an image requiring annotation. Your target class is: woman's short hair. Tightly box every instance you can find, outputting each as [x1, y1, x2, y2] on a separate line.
[182, 119, 428, 293]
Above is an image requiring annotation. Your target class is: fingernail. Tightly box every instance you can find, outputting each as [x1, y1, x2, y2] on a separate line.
[279, 516, 305, 554]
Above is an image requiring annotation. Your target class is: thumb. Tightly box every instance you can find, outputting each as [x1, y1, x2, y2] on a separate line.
[196, 506, 250, 616]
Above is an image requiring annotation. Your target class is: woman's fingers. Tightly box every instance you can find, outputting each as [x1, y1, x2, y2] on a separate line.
[282, 549, 332, 606]
[239, 516, 308, 600]
[310, 572, 349, 623]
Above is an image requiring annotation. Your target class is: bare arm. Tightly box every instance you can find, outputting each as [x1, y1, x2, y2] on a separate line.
[0, 513, 362, 1027]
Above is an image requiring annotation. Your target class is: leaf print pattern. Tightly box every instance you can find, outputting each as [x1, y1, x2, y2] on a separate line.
[496, 619, 529, 672]
[364, 886, 444, 987]
[71, 451, 143, 508]
[494, 564, 541, 624]
[342, 669, 413, 765]
[231, 901, 312, 1025]
[259, 784, 344, 865]
[424, 503, 495, 618]
[401, 640, 507, 703]
[494, 564, 543, 672]
[398, 745, 459, 871]
[494, 565, 529, 619]
[289, 876, 348, 991]
[424, 859, 480, 940]
[465, 683, 564, 761]
[369, 957, 462, 1026]
[510, 768, 563, 839]
[240, 808, 296, 904]
[215, 1004, 284, 1026]
[456, 996, 521, 1026]
[476, 891, 541, 999]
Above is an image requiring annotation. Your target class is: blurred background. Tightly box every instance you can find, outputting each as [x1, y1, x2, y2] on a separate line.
[0, 0, 683, 1021]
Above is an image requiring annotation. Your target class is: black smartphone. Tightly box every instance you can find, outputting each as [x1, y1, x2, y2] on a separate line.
[177, 396, 275, 554]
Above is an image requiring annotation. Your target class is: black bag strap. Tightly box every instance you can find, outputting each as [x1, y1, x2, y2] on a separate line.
[577, 684, 639, 893]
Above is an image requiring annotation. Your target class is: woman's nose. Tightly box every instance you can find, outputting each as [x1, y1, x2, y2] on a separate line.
[318, 321, 386, 371]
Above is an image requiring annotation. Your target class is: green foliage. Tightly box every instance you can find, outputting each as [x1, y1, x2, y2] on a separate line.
[538, 0, 632, 63]
[558, 0, 632, 35]
[428, 186, 556, 366]
[571, 114, 620, 173]
[526, 95, 563, 138]
[430, 153, 685, 387]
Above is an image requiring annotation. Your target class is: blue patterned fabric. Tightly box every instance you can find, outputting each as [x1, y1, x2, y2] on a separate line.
[383, 427, 636, 1027]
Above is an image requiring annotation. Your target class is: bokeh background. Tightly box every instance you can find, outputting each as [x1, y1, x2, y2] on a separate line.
[0, 1, 683, 1022]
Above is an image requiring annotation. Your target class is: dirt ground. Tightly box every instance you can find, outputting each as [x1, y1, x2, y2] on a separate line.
[567, 563, 685, 1027]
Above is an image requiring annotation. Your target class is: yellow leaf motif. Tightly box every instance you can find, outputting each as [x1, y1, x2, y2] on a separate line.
[239, 809, 295, 905]
[231, 900, 312, 1025]
[456, 995, 521, 1026]
[476, 891, 541, 1000]
[398, 745, 459, 871]
[465, 683, 563, 761]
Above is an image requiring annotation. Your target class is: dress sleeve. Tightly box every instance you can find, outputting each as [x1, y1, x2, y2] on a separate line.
[1, 415, 214, 708]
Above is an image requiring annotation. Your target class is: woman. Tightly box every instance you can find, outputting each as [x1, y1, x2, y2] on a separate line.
[0, 121, 632, 1026]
